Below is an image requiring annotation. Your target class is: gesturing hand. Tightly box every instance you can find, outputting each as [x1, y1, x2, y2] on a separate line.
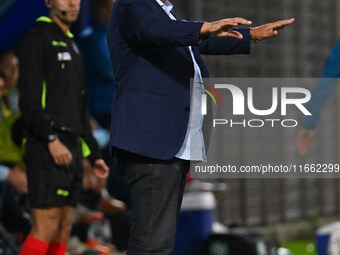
[48, 138, 73, 166]
[251, 18, 295, 41]
[200, 17, 252, 39]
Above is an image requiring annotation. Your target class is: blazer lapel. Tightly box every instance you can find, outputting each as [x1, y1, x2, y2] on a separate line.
[149, 0, 173, 19]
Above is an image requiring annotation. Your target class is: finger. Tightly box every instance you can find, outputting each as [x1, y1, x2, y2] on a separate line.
[283, 18, 295, 24]
[101, 169, 109, 178]
[275, 18, 295, 26]
[55, 155, 64, 166]
[65, 153, 72, 166]
[61, 152, 72, 166]
[266, 29, 278, 37]
[98, 161, 109, 172]
[273, 26, 285, 31]
[96, 162, 109, 178]
[273, 18, 295, 29]
[273, 23, 289, 31]
[231, 17, 252, 26]
[95, 167, 108, 179]
[59, 155, 68, 166]
[223, 30, 243, 39]
[102, 163, 109, 172]
[66, 152, 73, 166]
[53, 156, 60, 165]
[221, 22, 238, 28]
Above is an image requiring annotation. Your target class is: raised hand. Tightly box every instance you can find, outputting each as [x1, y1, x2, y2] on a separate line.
[251, 18, 295, 41]
[200, 17, 252, 39]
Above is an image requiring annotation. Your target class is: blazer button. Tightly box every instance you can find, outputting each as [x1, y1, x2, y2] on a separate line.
[184, 107, 190, 112]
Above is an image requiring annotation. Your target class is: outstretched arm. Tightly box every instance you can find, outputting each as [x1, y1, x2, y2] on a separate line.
[116, 0, 252, 47]
[198, 18, 295, 55]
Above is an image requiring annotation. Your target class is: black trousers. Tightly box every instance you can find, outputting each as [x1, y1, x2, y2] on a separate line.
[114, 148, 190, 255]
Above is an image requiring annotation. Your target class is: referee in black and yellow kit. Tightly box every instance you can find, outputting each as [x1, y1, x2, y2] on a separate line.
[18, 0, 109, 254]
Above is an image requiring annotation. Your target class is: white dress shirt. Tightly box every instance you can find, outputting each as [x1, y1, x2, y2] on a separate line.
[155, 0, 206, 161]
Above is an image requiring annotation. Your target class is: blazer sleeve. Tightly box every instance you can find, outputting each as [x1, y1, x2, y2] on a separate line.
[117, 0, 204, 47]
[198, 28, 251, 55]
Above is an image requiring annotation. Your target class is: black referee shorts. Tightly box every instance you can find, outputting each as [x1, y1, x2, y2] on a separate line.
[24, 132, 83, 208]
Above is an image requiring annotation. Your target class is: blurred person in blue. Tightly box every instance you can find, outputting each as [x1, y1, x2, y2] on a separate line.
[297, 39, 340, 156]
[78, 0, 116, 130]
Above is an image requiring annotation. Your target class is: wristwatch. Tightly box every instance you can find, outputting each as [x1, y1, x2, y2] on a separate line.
[48, 134, 58, 143]
[250, 28, 259, 44]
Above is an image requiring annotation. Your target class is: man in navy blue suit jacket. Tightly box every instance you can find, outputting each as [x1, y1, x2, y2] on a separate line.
[108, 0, 294, 253]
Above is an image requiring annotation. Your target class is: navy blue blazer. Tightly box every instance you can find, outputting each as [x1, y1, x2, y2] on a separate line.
[107, 0, 251, 160]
